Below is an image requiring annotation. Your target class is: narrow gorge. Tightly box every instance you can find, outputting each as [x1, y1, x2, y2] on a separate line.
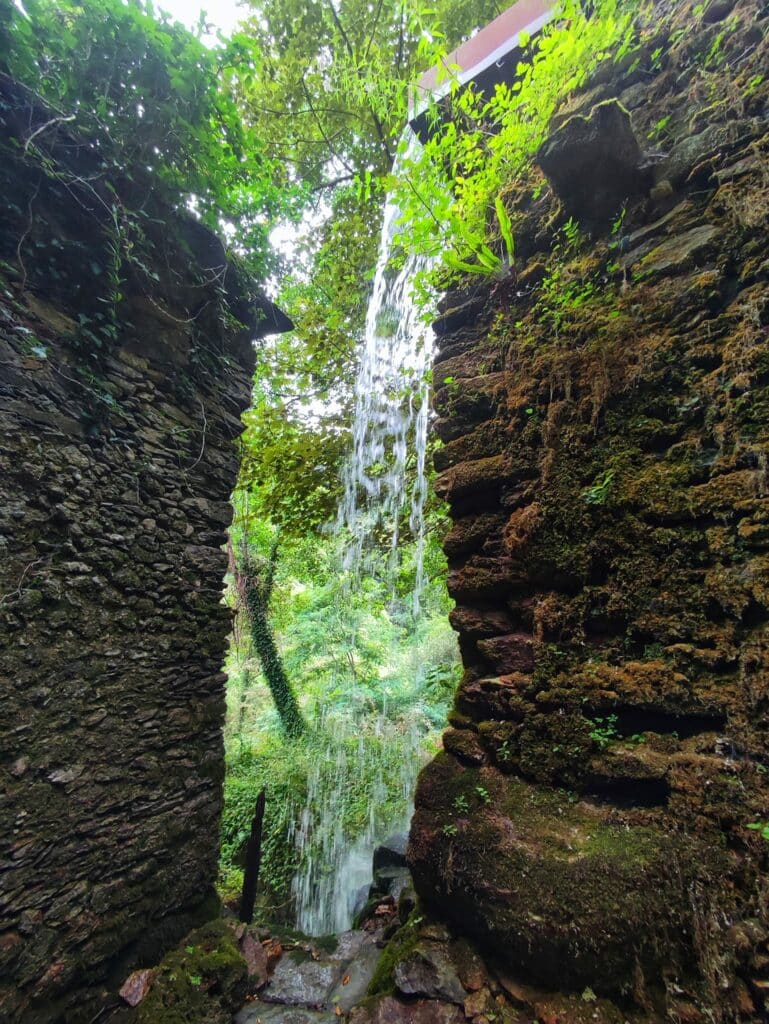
[1, 0, 768, 1022]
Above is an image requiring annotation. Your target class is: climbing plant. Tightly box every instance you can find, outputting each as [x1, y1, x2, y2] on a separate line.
[230, 538, 306, 738]
[3, 0, 296, 275]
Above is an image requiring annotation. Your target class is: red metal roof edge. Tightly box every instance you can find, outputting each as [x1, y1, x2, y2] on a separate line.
[409, 0, 558, 118]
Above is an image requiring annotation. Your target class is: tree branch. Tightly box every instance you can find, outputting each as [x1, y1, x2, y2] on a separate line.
[299, 78, 355, 175]
[311, 173, 357, 192]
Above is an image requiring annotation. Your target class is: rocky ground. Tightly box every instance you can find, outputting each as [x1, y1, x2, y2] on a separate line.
[107, 835, 504, 1023]
[112, 834, 660, 1024]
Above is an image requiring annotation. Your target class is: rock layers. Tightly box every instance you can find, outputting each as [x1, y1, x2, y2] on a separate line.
[0, 76, 288, 1021]
[410, 1, 769, 1018]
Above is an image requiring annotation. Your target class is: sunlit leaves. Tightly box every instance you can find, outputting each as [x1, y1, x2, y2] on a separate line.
[5, 0, 295, 275]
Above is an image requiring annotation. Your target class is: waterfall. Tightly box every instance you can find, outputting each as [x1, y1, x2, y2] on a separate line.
[337, 130, 435, 617]
[289, 131, 440, 936]
[290, 711, 422, 936]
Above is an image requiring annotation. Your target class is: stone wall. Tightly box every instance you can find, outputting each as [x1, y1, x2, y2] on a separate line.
[0, 76, 287, 1022]
[410, 1, 769, 1019]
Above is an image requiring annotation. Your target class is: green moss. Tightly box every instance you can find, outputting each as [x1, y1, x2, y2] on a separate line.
[137, 920, 247, 1024]
[366, 909, 422, 998]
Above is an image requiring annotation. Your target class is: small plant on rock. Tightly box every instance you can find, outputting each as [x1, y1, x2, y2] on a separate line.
[589, 714, 619, 749]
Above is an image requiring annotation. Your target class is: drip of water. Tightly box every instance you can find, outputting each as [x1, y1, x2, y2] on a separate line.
[290, 711, 422, 936]
[337, 130, 435, 617]
[291, 131, 439, 937]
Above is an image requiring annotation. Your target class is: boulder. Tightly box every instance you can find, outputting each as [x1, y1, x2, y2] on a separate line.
[393, 942, 466, 1004]
[349, 996, 464, 1024]
[373, 833, 409, 872]
[537, 100, 648, 222]
[261, 952, 341, 1010]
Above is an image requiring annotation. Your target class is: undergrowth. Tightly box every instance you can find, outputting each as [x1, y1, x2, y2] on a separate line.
[218, 527, 458, 923]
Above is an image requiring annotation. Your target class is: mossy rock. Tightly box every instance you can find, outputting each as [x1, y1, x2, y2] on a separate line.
[367, 909, 422, 998]
[409, 752, 733, 1003]
[137, 919, 247, 1024]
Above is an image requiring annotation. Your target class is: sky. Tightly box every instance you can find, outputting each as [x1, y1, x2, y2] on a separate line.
[155, 0, 247, 40]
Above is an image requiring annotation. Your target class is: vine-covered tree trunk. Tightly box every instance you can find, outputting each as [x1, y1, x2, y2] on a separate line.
[236, 541, 306, 738]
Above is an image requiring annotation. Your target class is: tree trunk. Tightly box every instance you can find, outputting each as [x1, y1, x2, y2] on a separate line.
[243, 579, 305, 738]
[238, 788, 266, 925]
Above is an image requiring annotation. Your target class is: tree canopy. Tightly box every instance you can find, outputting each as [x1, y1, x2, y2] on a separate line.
[3, 0, 296, 276]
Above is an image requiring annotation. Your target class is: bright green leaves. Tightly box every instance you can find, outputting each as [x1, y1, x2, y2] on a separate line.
[390, 0, 642, 290]
[5, 0, 293, 276]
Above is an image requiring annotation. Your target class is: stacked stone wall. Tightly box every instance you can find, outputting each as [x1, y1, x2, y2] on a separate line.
[0, 76, 282, 1022]
[410, 1, 769, 1018]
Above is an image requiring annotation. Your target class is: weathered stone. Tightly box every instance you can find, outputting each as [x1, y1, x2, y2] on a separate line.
[239, 932, 269, 988]
[0, 74, 289, 1024]
[443, 514, 506, 558]
[635, 224, 719, 276]
[442, 727, 486, 765]
[236, 1007, 337, 1024]
[415, 4, 769, 1018]
[261, 953, 341, 1010]
[349, 996, 464, 1024]
[393, 942, 466, 1004]
[658, 124, 728, 185]
[537, 100, 648, 221]
[327, 936, 383, 1011]
[449, 605, 515, 638]
[450, 938, 487, 993]
[373, 833, 409, 872]
[476, 633, 534, 674]
[119, 969, 155, 1007]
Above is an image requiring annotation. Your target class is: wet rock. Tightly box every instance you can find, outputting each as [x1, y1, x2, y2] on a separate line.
[450, 939, 487, 993]
[349, 995, 464, 1024]
[261, 951, 341, 1010]
[119, 968, 155, 1007]
[136, 919, 249, 1024]
[393, 942, 466, 1004]
[239, 931, 269, 988]
[703, 0, 735, 19]
[397, 882, 417, 923]
[463, 988, 493, 1018]
[235, 1006, 337, 1024]
[633, 224, 719, 276]
[330, 930, 368, 962]
[353, 885, 370, 922]
[371, 865, 412, 901]
[449, 606, 514, 638]
[442, 728, 486, 765]
[476, 633, 534, 674]
[537, 100, 648, 222]
[433, 294, 489, 336]
[658, 124, 727, 185]
[443, 513, 507, 558]
[328, 937, 383, 1011]
[373, 833, 408, 872]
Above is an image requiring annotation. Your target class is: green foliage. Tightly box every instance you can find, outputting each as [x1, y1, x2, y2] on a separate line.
[747, 822, 769, 842]
[5, 0, 293, 274]
[220, 523, 458, 915]
[391, 0, 641, 282]
[235, 540, 306, 738]
[588, 714, 619, 749]
[583, 469, 617, 506]
[232, 0, 503, 192]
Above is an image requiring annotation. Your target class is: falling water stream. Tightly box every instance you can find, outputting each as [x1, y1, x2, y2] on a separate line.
[337, 131, 436, 617]
[290, 131, 439, 935]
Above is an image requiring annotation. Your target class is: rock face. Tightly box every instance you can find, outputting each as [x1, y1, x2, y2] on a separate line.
[537, 99, 649, 224]
[0, 77, 288, 1021]
[410, 1, 769, 1019]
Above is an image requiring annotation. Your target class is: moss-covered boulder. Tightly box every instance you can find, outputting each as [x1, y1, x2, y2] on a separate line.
[136, 919, 248, 1024]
